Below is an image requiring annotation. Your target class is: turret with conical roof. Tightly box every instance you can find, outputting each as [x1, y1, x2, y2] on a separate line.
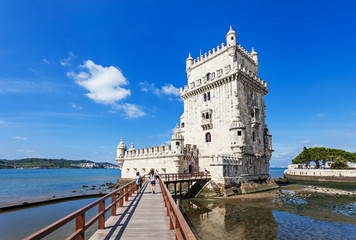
[229, 108, 246, 156]
[226, 26, 237, 56]
[171, 123, 184, 154]
[129, 141, 136, 151]
[251, 47, 259, 66]
[116, 137, 127, 168]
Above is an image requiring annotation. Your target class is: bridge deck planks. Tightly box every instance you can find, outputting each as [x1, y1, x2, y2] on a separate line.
[89, 181, 175, 240]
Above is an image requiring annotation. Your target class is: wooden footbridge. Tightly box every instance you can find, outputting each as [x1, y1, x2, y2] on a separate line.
[24, 172, 210, 240]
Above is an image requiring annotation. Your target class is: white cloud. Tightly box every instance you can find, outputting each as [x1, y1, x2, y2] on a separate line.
[139, 81, 180, 97]
[60, 51, 75, 66]
[298, 139, 314, 144]
[71, 103, 82, 110]
[0, 120, 6, 124]
[161, 83, 180, 96]
[13, 136, 27, 140]
[317, 113, 325, 117]
[68, 60, 131, 104]
[42, 59, 50, 64]
[116, 103, 145, 119]
[138, 82, 160, 95]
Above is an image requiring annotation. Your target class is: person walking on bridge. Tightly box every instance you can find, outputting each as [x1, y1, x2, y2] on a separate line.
[149, 169, 156, 194]
[136, 172, 142, 193]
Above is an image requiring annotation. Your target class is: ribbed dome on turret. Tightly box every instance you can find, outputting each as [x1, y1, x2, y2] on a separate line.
[171, 123, 184, 140]
[117, 137, 127, 150]
[129, 141, 136, 151]
[230, 115, 245, 130]
[186, 52, 193, 61]
[226, 26, 237, 38]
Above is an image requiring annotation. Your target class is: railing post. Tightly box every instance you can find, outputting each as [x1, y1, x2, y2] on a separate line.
[111, 194, 116, 216]
[75, 213, 85, 240]
[125, 186, 129, 201]
[119, 189, 124, 207]
[129, 183, 133, 197]
[98, 200, 105, 229]
[169, 208, 174, 230]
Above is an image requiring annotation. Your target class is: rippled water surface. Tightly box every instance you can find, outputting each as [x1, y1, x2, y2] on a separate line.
[180, 184, 356, 240]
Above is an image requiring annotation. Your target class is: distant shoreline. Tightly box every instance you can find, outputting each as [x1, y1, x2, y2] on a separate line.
[0, 193, 105, 211]
[0, 167, 120, 169]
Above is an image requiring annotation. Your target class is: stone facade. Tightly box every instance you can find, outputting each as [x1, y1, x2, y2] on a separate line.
[116, 27, 273, 188]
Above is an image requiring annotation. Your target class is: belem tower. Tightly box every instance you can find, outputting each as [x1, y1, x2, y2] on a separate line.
[116, 27, 273, 190]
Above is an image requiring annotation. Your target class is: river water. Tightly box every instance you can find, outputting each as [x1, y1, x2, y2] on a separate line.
[1, 168, 355, 239]
[0, 168, 121, 207]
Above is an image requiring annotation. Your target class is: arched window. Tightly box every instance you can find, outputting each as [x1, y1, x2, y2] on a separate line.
[204, 93, 207, 102]
[206, 113, 209, 119]
[207, 92, 211, 100]
[206, 73, 210, 81]
[205, 132, 211, 142]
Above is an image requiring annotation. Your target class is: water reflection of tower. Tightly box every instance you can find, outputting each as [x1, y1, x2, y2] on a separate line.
[181, 199, 278, 240]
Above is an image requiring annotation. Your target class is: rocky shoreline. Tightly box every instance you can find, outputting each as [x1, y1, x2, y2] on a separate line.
[0, 178, 134, 211]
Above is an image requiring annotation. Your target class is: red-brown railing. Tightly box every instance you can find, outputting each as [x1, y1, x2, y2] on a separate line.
[160, 172, 210, 182]
[159, 176, 196, 240]
[23, 176, 144, 240]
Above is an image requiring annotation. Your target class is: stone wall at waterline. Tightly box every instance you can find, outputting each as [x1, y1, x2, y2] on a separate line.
[284, 169, 356, 183]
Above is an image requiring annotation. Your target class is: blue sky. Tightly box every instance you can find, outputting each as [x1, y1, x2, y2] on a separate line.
[0, 0, 355, 167]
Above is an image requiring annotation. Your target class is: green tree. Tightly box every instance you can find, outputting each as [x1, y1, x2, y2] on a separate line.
[291, 147, 356, 167]
[330, 157, 349, 169]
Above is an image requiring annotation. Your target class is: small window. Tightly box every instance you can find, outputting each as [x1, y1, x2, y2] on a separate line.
[176, 142, 180, 146]
[205, 132, 211, 142]
[181, 122, 185, 128]
[237, 131, 242, 136]
[204, 93, 207, 101]
[207, 92, 211, 100]
[206, 73, 210, 81]
[253, 132, 255, 142]
[231, 37, 234, 40]
[206, 113, 209, 119]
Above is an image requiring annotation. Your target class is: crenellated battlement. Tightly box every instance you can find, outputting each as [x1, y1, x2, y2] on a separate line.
[124, 144, 198, 160]
[180, 63, 268, 97]
[189, 43, 256, 71]
[191, 44, 228, 69]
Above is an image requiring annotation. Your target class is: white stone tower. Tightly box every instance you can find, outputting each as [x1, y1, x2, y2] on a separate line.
[180, 26, 273, 187]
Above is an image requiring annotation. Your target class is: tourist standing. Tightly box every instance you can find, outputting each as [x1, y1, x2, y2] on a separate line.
[136, 172, 142, 193]
[155, 169, 160, 181]
[149, 169, 156, 194]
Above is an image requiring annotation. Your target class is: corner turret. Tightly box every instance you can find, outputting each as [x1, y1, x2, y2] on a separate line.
[129, 141, 136, 151]
[186, 53, 194, 77]
[116, 137, 127, 168]
[226, 26, 237, 56]
[229, 112, 246, 157]
[251, 47, 258, 66]
[171, 123, 184, 154]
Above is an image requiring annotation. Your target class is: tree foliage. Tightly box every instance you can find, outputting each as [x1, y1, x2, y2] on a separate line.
[330, 157, 349, 169]
[292, 147, 356, 168]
